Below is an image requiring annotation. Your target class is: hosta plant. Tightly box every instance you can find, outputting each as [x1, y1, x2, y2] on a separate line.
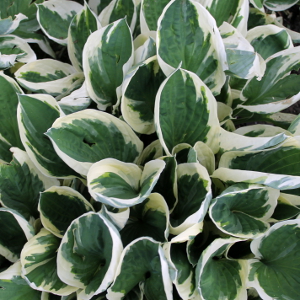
[1, 0, 300, 299]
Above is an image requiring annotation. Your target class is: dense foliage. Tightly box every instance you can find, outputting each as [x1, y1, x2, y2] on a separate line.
[1, 0, 300, 299]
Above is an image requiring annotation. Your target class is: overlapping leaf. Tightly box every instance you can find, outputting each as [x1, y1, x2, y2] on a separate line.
[46, 109, 143, 175]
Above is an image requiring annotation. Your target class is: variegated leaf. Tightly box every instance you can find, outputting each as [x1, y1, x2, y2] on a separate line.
[209, 183, 279, 238]
[239, 47, 300, 114]
[0, 261, 41, 299]
[213, 136, 300, 190]
[263, 0, 299, 11]
[36, 0, 83, 45]
[87, 158, 165, 208]
[83, 18, 134, 110]
[99, 0, 137, 31]
[39, 186, 94, 238]
[0, 72, 24, 155]
[196, 237, 248, 300]
[21, 228, 78, 295]
[17, 94, 79, 178]
[0, 13, 27, 35]
[67, 2, 101, 71]
[107, 237, 173, 300]
[57, 212, 123, 300]
[157, 0, 227, 95]
[15, 59, 84, 98]
[219, 22, 265, 80]
[58, 81, 92, 115]
[46, 109, 143, 175]
[218, 127, 287, 153]
[248, 220, 300, 300]
[246, 24, 293, 59]
[120, 193, 169, 246]
[155, 68, 220, 155]
[140, 0, 170, 37]
[121, 56, 166, 134]
[0, 208, 35, 262]
[170, 162, 212, 235]
[198, 0, 249, 35]
[0, 148, 59, 220]
[0, 34, 36, 68]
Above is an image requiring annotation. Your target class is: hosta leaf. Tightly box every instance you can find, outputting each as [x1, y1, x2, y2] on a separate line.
[193, 141, 215, 175]
[0, 13, 27, 35]
[0, 148, 59, 220]
[0, 208, 34, 262]
[209, 183, 279, 238]
[246, 24, 293, 60]
[0, 0, 44, 33]
[0, 72, 23, 151]
[36, 0, 83, 45]
[239, 47, 300, 114]
[67, 2, 101, 71]
[99, 0, 136, 30]
[271, 193, 300, 221]
[155, 68, 220, 155]
[199, 0, 249, 35]
[133, 36, 156, 65]
[248, 220, 300, 299]
[121, 56, 166, 134]
[213, 137, 300, 190]
[140, 0, 170, 35]
[157, 0, 227, 95]
[0, 261, 41, 300]
[15, 59, 84, 98]
[196, 237, 248, 300]
[100, 205, 129, 231]
[107, 237, 173, 300]
[218, 127, 287, 153]
[17, 94, 79, 178]
[57, 212, 123, 300]
[0, 34, 36, 67]
[136, 139, 164, 166]
[58, 82, 92, 115]
[166, 242, 196, 299]
[263, 0, 299, 11]
[234, 124, 290, 138]
[120, 193, 169, 246]
[0, 137, 11, 163]
[87, 158, 165, 208]
[46, 109, 143, 175]
[170, 162, 212, 235]
[21, 228, 77, 295]
[39, 186, 94, 238]
[152, 156, 177, 211]
[88, 0, 111, 15]
[219, 22, 265, 80]
[83, 18, 134, 110]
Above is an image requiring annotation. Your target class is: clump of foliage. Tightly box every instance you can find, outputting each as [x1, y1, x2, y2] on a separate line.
[1, 0, 300, 299]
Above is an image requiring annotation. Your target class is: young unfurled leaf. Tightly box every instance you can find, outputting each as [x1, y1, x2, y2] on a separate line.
[39, 186, 94, 238]
[57, 212, 123, 300]
[107, 237, 173, 300]
[87, 158, 165, 208]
